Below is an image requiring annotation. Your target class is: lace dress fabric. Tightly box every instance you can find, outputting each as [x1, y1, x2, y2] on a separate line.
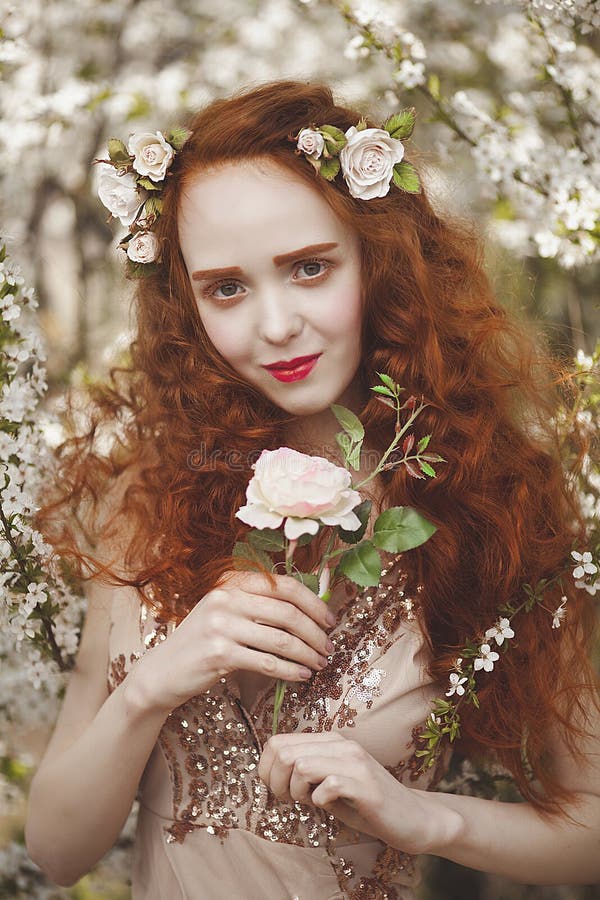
[107, 552, 445, 899]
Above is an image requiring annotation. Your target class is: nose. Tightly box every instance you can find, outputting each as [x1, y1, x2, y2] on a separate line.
[256, 286, 303, 345]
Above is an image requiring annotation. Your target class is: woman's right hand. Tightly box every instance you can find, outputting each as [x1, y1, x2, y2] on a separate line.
[127, 570, 336, 715]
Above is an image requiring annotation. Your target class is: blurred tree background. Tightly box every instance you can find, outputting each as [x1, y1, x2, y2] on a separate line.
[1, 0, 598, 897]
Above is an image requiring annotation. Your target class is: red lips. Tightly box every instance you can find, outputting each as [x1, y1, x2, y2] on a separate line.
[263, 354, 321, 370]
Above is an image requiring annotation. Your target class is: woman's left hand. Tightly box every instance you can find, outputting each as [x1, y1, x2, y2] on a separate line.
[258, 731, 461, 854]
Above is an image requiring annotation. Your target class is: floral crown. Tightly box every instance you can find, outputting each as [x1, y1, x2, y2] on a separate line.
[94, 127, 189, 277]
[95, 108, 420, 277]
[290, 107, 420, 200]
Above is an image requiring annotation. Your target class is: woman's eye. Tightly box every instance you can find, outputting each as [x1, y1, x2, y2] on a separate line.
[205, 280, 243, 302]
[294, 259, 331, 281]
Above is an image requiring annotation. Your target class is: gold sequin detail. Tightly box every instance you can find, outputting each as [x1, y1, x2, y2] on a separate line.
[107, 552, 436, 897]
[252, 554, 415, 735]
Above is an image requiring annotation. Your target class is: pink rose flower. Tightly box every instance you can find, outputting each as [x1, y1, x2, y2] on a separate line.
[128, 131, 175, 182]
[96, 163, 143, 227]
[126, 231, 159, 263]
[235, 447, 363, 540]
[296, 128, 325, 159]
[339, 126, 405, 200]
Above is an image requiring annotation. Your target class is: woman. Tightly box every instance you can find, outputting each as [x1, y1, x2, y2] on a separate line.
[25, 80, 600, 897]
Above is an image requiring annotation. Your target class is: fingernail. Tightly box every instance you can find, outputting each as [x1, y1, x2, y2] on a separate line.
[325, 611, 337, 627]
[318, 655, 328, 668]
[326, 639, 335, 653]
[299, 667, 312, 680]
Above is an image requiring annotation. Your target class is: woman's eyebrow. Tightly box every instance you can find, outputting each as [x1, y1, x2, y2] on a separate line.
[191, 242, 339, 281]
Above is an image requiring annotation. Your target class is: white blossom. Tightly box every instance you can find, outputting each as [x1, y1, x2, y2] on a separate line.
[571, 550, 598, 580]
[484, 616, 515, 647]
[473, 643, 500, 672]
[445, 671, 468, 697]
[552, 596, 567, 629]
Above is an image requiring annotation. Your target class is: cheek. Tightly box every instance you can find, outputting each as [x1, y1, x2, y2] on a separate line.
[198, 312, 247, 365]
[319, 276, 363, 338]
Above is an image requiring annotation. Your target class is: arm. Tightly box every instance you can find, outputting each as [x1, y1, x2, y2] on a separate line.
[25, 578, 169, 887]
[258, 707, 600, 885]
[26, 568, 335, 886]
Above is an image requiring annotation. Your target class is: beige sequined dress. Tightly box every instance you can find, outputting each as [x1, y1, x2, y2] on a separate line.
[107, 552, 445, 899]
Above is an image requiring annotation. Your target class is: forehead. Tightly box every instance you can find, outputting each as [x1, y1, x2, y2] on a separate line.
[177, 159, 353, 258]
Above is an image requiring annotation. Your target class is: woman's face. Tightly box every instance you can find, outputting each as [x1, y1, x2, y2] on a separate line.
[178, 158, 364, 420]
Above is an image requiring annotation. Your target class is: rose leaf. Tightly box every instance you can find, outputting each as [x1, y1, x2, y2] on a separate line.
[382, 108, 416, 141]
[337, 541, 382, 587]
[232, 540, 273, 572]
[107, 138, 130, 165]
[371, 506, 437, 552]
[330, 403, 365, 441]
[318, 156, 341, 181]
[392, 162, 421, 193]
[246, 528, 285, 551]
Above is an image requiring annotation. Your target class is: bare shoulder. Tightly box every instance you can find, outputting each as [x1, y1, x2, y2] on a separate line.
[547, 690, 600, 796]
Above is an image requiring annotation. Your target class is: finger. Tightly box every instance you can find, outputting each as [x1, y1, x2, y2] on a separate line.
[230, 571, 337, 631]
[289, 753, 351, 803]
[258, 733, 341, 791]
[310, 773, 361, 808]
[233, 619, 329, 672]
[232, 644, 314, 685]
[236, 593, 334, 659]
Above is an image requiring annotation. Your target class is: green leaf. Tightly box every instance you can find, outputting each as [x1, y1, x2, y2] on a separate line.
[419, 460, 437, 478]
[232, 541, 273, 572]
[320, 124, 347, 143]
[292, 572, 319, 594]
[318, 156, 340, 181]
[320, 125, 347, 154]
[372, 506, 437, 552]
[136, 176, 161, 191]
[335, 429, 353, 461]
[338, 499, 372, 544]
[392, 161, 421, 193]
[417, 434, 431, 452]
[166, 126, 190, 150]
[331, 403, 365, 442]
[428, 74, 441, 101]
[125, 259, 160, 279]
[355, 117, 368, 132]
[296, 530, 318, 547]
[382, 108, 416, 141]
[370, 384, 396, 398]
[376, 371, 398, 392]
[107, 138, 130, 165]
[346, 441, 363, 471]
[143, 196, 163, 219]
[337, 541, 382, 587]
[246, 528, 284, 551]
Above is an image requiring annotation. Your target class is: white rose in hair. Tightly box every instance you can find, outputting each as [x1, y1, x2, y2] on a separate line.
[235, 447, 363, 540]
[339, 126, 405, 200]
[126, 232, 159, 264]
[128, 131, 175, 182]
[97, 164, 142, 227]
[297, 128, 325, 159]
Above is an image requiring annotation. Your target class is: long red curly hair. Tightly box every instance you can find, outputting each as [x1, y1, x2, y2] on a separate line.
[37, 79, 598, 814]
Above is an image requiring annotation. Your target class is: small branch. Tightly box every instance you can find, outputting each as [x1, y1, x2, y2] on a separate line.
[530, 12, 588, 158]
[0, 503, 68, 671]
[327, 0, 551, 199]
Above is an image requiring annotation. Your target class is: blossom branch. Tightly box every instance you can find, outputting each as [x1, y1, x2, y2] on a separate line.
[0, 502, 67, 671]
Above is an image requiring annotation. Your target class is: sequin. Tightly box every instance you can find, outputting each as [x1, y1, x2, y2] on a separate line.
[107, 551, 438, 897]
